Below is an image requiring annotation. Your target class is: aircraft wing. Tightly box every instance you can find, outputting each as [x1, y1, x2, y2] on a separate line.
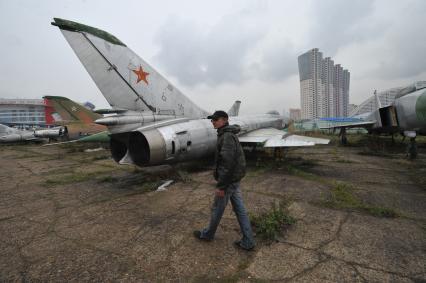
[238, 128, 330, 147]
[319, 120, 376, 130]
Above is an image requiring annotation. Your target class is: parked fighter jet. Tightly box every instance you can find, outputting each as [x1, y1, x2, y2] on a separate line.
[44, 96, 107, 140]
[0, 123, 64, 143]
[52, 18, 329, 166]
[320, 84, 426, 153]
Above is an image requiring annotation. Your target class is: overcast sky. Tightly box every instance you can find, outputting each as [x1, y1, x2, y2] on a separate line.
[0, 0, 425, 115]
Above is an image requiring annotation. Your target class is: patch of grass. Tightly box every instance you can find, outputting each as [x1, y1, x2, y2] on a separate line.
[45, 167, 74, 176]
[321, 182, 399, 218]
[44, 171, 100, 187]
[44, 168, 162, 192]
[245, 166, 269, 177]
[59, 142, 105, 153]
[335, 158, 355, 163]
[286, 164, 324, 183]
[357, 150, 393, 158]
[176, 169, 192, 183]
[249, 279, 271, 283]
[40, 155, 63, 161]
[177, 158, 214, 173]
[363, 206, 399, 218]
[92, 154, 110, 161]
[15, 153, 42, 159]
[139, 181, 161, 192]
[104, 171, 166, 191]
[322, 182, 361, 209]
[295, 158, 319, 168]
[192, 274, 239, 283]
[237, 258, 251, 271]
[98, 175, 118, 183]
[250, 202, 296, 241]
[63, 146, 86, 153]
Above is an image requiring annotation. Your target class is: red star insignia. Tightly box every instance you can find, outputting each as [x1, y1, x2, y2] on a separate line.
[132, 66, 149, 84]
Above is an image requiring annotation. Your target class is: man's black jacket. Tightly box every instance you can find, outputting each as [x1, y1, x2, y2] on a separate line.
[214, 123, 246, 190]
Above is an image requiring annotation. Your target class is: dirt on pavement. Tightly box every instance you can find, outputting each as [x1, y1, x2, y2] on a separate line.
[0, 137, 425, 282]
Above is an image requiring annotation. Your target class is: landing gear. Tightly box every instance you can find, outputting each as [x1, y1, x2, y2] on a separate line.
[339, 128, 348, 145]
[273, 147, 286, 162]
[407, 137, 418, 159]
[404, 131, 417, 159]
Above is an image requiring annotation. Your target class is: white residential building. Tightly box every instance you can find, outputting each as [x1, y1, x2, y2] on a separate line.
[298, 48, 350, 119]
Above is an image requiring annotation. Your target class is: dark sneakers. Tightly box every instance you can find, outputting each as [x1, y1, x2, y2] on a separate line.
[194, 231, 254, 250]
[193, 230, 212, 241]
[234, 240, 255, 251]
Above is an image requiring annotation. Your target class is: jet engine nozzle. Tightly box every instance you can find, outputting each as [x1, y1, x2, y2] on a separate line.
[128, 129, 167, 166]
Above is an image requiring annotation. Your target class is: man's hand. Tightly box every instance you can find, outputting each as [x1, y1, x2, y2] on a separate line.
[215, 189, 225, 198]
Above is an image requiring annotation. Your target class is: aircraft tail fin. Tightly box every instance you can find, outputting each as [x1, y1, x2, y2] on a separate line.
[43, 96, 102, 125]
[374, 90, 382, 109]
[228, 100, 241, 116]
[52, 18, 208, 119]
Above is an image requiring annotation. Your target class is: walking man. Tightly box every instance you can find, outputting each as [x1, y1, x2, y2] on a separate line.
[194, 110, 255, 251]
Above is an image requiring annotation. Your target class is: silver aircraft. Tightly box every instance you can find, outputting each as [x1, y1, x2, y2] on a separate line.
[0, 124, 64, 143]
[52, 18, 329, 167]
[320, 83, 426, 148]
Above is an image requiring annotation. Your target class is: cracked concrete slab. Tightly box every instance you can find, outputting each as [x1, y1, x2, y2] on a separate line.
[247, 243, 322, 280]
[354, 265, 414, 283]
[291, 259, 363, 283]
[285, 202, 347, 250]
[0, 142, 425, 282]
[321, 214, 425, 277]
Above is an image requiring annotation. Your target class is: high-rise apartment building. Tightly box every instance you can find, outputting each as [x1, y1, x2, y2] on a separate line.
[322, 57, 335, 117]
[298, 48, 350, 119]
[333, 64, 343, 117]
[343, 70, 350, 117]
[298, 48, 323, 119]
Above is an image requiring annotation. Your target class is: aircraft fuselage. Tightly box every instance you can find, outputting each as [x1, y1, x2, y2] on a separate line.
[111, 114, 284, 166]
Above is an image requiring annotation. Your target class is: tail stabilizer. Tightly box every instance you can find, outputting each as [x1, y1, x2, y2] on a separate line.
[43, 96, 102, 124]
[228, 100, 241, 116]
[52, 18, 208, 119]
[374, 90, 382, 109]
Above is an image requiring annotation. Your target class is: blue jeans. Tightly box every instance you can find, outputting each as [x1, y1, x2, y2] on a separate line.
[201, 182, 255, 249]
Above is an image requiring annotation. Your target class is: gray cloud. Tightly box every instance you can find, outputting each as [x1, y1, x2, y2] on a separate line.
[258, 40, 298, 81]
[309, 0, 375, 55]
[307, 0, 426, 81]
[1, 0, 425, 114]
[153, 11, 267, 86]
[153, 9, 302, 87]
[371, 2, 426, 79]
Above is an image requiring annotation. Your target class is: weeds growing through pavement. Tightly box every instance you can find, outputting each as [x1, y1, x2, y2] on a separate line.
[321, 182, 399, 218]
[250, 202, 296, 241]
